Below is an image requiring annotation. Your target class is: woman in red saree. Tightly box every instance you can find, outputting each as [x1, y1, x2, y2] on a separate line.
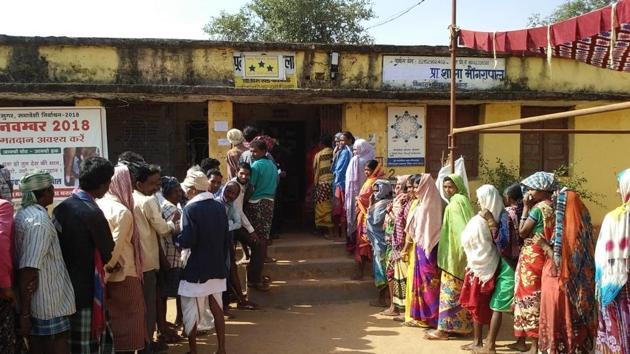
[353, 159, 384, 281]
[515, 172, 557, 354]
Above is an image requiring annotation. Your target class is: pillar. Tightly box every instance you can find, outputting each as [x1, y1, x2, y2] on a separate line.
[207, 100, 234, 178]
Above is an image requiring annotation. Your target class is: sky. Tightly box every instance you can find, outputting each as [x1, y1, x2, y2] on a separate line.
[1, 0, 567, 45]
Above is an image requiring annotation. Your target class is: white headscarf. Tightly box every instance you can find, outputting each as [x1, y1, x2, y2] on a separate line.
[460, 184, 503, 283]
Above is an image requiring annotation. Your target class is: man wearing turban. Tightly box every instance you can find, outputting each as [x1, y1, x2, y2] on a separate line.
[15, 171, 76, 353]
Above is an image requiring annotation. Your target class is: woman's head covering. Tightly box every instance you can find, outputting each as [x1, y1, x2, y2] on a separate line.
[521, 171, 557, 192]
[19, 170, 53, 207]
[596, 168, 630, 306]
[617, 168, 630, 203]
[161, 176, 180, 198]
[108, 165, 143, 279]
[352, 139, 374, 158]
[396, 175, 410, 184]
[373, 180, 393, 201]
[182, 171, 209, 192]
[445, 173, 468, 200]
[109, 166, 134, 209]
[408, 174, 443, 254]
[476, 184, 504, 222]
[227, 129, 244, 145]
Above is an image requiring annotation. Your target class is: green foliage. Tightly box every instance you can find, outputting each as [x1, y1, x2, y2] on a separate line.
[552, 165, 605, 207]
[478, 158, 603, 206]
[203, 0, 375, 44]
[478, 158, 521, 196]
[528, 0, 616, 27]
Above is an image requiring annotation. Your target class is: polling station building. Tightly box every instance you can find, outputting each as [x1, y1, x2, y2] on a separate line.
[0, 35, 628, 223]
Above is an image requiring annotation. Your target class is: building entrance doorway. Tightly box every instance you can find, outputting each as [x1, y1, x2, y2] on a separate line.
[233, 103, 342, 230]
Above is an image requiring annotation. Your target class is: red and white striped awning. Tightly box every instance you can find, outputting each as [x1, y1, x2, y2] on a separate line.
[459, 0, 630, 72]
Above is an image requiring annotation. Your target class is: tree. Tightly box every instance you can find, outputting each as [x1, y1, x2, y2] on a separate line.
[203, 0, 375, 44]
[528, 0, 616, 27]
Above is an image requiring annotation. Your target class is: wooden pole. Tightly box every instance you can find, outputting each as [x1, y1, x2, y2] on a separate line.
[452, 101, 630, 135]
[449, 0, 457, 173]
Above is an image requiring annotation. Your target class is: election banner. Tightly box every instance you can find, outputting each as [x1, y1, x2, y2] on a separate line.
[0, 107, 108, 202]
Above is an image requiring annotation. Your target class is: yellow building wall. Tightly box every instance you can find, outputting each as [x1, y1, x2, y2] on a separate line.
[479, 103, 521, 168]
[0, 41, 629, 95]
[570, 104, 630, 224]
[342, 103, 426, 178]
[0, 46, 11, 71]
[207, 100, 234, 178]
[191, 48, 233, 83]
[506, 57, 630, 94]
[38, 46, 118, 82]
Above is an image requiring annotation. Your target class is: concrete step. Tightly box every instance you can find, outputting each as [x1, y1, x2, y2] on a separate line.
[268, 238, 349, 260]
[247, 278, 377, 307]
[262, 257, 371, 280]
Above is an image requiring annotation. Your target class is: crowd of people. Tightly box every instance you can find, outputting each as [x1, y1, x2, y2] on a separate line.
[0, 125, 629, 354]
[311, 130, 630, 354]
[0, 125, 287, 354]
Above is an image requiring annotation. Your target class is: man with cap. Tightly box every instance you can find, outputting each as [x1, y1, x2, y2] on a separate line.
[178, 171, 229, 354]
[226, 129, 247, 180]
[15, 171, 76, 354]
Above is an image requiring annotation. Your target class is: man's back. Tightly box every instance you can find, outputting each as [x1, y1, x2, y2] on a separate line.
[179, 198, 229, 283]
[53, 195, 114, 309]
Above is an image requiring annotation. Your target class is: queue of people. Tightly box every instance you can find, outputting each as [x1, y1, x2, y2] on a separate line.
[0, 125, 629, 354]
[0, 128, 288, 354]
[311, 130, 630, 354]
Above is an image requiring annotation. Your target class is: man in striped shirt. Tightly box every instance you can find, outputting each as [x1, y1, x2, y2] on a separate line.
[15, 171, 75, 354]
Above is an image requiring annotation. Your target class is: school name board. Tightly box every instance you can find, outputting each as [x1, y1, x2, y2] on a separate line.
[0, 107, 108, 201]
[234, 51, 298, 89]
[382, 56, 506, 90]
[387, 106, 426, 167]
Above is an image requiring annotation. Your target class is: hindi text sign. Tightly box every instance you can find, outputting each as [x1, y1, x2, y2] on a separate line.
[382, 56, 506, 90]
[0, 107, 108, 202]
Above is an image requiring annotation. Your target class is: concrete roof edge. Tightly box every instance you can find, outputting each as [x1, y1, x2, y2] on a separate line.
[0, 34, 497, 56]
[0, 83, 628, 101]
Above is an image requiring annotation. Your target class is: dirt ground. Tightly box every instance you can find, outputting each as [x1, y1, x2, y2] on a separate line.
[166, 300, 520, 354]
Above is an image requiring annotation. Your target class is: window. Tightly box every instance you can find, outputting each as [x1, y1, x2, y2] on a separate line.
[520, 106, 571, 177]
[426, 105, 480, 177]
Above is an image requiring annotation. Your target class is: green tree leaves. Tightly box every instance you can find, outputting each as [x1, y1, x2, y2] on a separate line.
[203, 0, 375, 44]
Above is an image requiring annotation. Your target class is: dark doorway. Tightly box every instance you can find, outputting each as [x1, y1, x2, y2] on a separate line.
[259, 120, 307, 228]
[187, 121, 209, 168]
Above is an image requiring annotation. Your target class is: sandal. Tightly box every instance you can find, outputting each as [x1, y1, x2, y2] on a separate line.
[461, 342, 483, 351]
[424, 330, 450, 340]
[392, 315, 405, 322]
[379, 309, 399, 317]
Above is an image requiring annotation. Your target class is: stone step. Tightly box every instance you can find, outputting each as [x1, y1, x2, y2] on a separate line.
[268, 238, 349, 260]
[247, 278, 377, 307]
[262, 257, 371, 280]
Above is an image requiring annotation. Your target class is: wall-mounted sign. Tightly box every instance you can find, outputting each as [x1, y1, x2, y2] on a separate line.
[0, 107, 108, 202]
[387, 106, 426, 167]
[382, 56, 506, 90]
[234, 52, 298, 88]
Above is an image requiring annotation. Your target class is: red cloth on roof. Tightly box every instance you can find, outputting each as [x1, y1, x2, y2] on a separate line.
[459, 0, 630, 72]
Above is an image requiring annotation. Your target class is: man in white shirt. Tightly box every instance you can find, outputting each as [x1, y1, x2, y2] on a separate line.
[15, 171, 75, 354]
